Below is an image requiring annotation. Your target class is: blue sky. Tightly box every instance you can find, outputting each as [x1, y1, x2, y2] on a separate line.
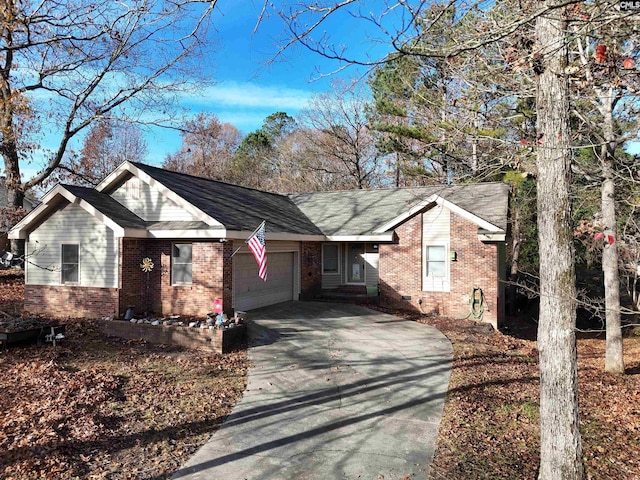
[9, 1, 391, 180]
[144, 1, 387, 164]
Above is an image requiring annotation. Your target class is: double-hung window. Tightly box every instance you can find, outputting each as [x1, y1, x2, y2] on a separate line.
[322, 244, 340, 274]
[61, 244, 79, 284]
[172, 243, 192, 285]
[425, 245, 446, 278]
[423, 244, 449, 292]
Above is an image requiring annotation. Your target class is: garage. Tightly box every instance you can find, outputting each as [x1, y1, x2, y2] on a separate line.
[233, 252, 295, 311]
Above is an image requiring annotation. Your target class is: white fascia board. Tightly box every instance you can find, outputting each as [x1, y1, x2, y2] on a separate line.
[9, 185, 129, 239]
[97, 161, 223, 228]
[437, 197, 502, 232]
[123, 228, 149, 238]
[147, 229, 325, 241]
[95, 160, 133, 192]
[148, 229, 227, 239]
[225, 231, 326, 241]
[325, 233, 394, 242]
[8, 194, 59, 239]
[478, 232, 506, 242]
[374, 196, 438, 233]
[374, 194, 502, 233]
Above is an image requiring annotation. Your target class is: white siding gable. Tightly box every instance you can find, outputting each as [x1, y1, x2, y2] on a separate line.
[110, 176, 197, 222]
[422, 204, 451, 292]
[26, 203, 118, 288]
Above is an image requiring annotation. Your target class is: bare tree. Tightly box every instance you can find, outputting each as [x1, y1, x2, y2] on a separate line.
[60, 119, 147, 186]
[298, 79, 383, 189]
[262, 1, 587, 477]
[163, 113, 241, 181]
[1, 0, 219, 253]
[567, 5, 640, 373]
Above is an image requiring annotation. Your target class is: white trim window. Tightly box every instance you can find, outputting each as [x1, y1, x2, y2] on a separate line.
[61, 243, 80, 284]
[172, 243, 192, 285]
[423, 244, 450, 292]
[322, 244, 340, 274]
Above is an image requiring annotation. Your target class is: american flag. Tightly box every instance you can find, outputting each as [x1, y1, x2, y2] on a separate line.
[247, 221, 267, 281]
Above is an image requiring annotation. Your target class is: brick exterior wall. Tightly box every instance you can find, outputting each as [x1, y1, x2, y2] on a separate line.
[300, 242, 322, 300]
[379, 211, 502, 328]
[24, 285, 119, 318]
[120, 239, 233, 317]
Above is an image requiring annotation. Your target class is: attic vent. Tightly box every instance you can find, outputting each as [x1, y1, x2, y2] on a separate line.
[125, 178, 141, 200]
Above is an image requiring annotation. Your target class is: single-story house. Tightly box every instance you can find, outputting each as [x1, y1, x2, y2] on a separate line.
[9, 161, 510, 328]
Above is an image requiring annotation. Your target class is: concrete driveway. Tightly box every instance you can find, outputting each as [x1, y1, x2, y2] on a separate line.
[173, 302, 452, 480]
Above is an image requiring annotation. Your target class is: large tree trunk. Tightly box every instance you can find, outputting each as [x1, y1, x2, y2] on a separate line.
[535, 4, 584, 480]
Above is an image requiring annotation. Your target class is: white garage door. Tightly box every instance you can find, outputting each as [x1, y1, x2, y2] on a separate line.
[233, 252, 294, 311]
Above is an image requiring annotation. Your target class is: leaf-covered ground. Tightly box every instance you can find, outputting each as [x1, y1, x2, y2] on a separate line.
[407, 311, 640, 480]
[0, 270, 250, 480]
[3, 270, 640, 479]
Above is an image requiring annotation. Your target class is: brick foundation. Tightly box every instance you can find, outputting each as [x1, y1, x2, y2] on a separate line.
[24, 285, 119, 318]
[379, 211, 502, 328]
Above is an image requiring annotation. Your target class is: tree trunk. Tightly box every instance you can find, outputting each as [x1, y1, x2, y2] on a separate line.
[535, 4, 584, 480]
[600, 126, 624, 372]
[508, 206, 521, 315]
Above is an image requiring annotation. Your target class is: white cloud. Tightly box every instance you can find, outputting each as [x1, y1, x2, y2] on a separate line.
[182, 81, 315, 111]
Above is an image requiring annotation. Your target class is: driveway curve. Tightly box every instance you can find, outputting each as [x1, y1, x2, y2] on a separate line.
[173, 302, 452, 480]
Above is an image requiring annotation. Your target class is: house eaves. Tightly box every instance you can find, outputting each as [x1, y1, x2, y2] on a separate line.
[290, 183, 509, 240]
[96, 161, 224, 229]
[9, 184, 148, 239]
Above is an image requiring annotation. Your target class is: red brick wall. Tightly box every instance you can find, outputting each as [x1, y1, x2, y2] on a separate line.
[24, 285, 119, 318]
[379, 211, 501, 328]
[300, 242, 322, 299]
[120, 239, 233, 317]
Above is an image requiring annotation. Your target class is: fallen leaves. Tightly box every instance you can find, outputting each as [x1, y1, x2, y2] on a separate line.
[0, 272, 250, 479]
[374, 306, 640, 480]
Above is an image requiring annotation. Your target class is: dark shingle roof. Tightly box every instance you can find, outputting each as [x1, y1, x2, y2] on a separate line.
[72, 162, 508, 237]
[289, 183, 509, 236]
[63, 184, 147, 229]
[131, 162, 323, 235]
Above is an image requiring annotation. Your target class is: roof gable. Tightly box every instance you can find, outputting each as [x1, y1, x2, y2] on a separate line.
[120, 162, 323, 235]
[9, 184, 147, 239]
[289, 183, 509, 237]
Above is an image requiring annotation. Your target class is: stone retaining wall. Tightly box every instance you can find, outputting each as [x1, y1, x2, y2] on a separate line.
[100, 319, 246, 354]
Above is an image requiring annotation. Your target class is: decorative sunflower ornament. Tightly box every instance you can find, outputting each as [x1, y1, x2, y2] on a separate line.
[140, 257, 154, 273]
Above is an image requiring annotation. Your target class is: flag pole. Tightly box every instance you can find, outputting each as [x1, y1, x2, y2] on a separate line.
[229, 221, 266, 258]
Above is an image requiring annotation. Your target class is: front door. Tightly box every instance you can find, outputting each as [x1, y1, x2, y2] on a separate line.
[347, 243, 365, 284]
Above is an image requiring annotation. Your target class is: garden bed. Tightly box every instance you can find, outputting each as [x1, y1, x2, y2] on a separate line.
[100, 319, 247, 354]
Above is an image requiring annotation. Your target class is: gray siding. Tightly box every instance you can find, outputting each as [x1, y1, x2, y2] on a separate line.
[26, 203, 118, 288]
[111, 176, 197, 222]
